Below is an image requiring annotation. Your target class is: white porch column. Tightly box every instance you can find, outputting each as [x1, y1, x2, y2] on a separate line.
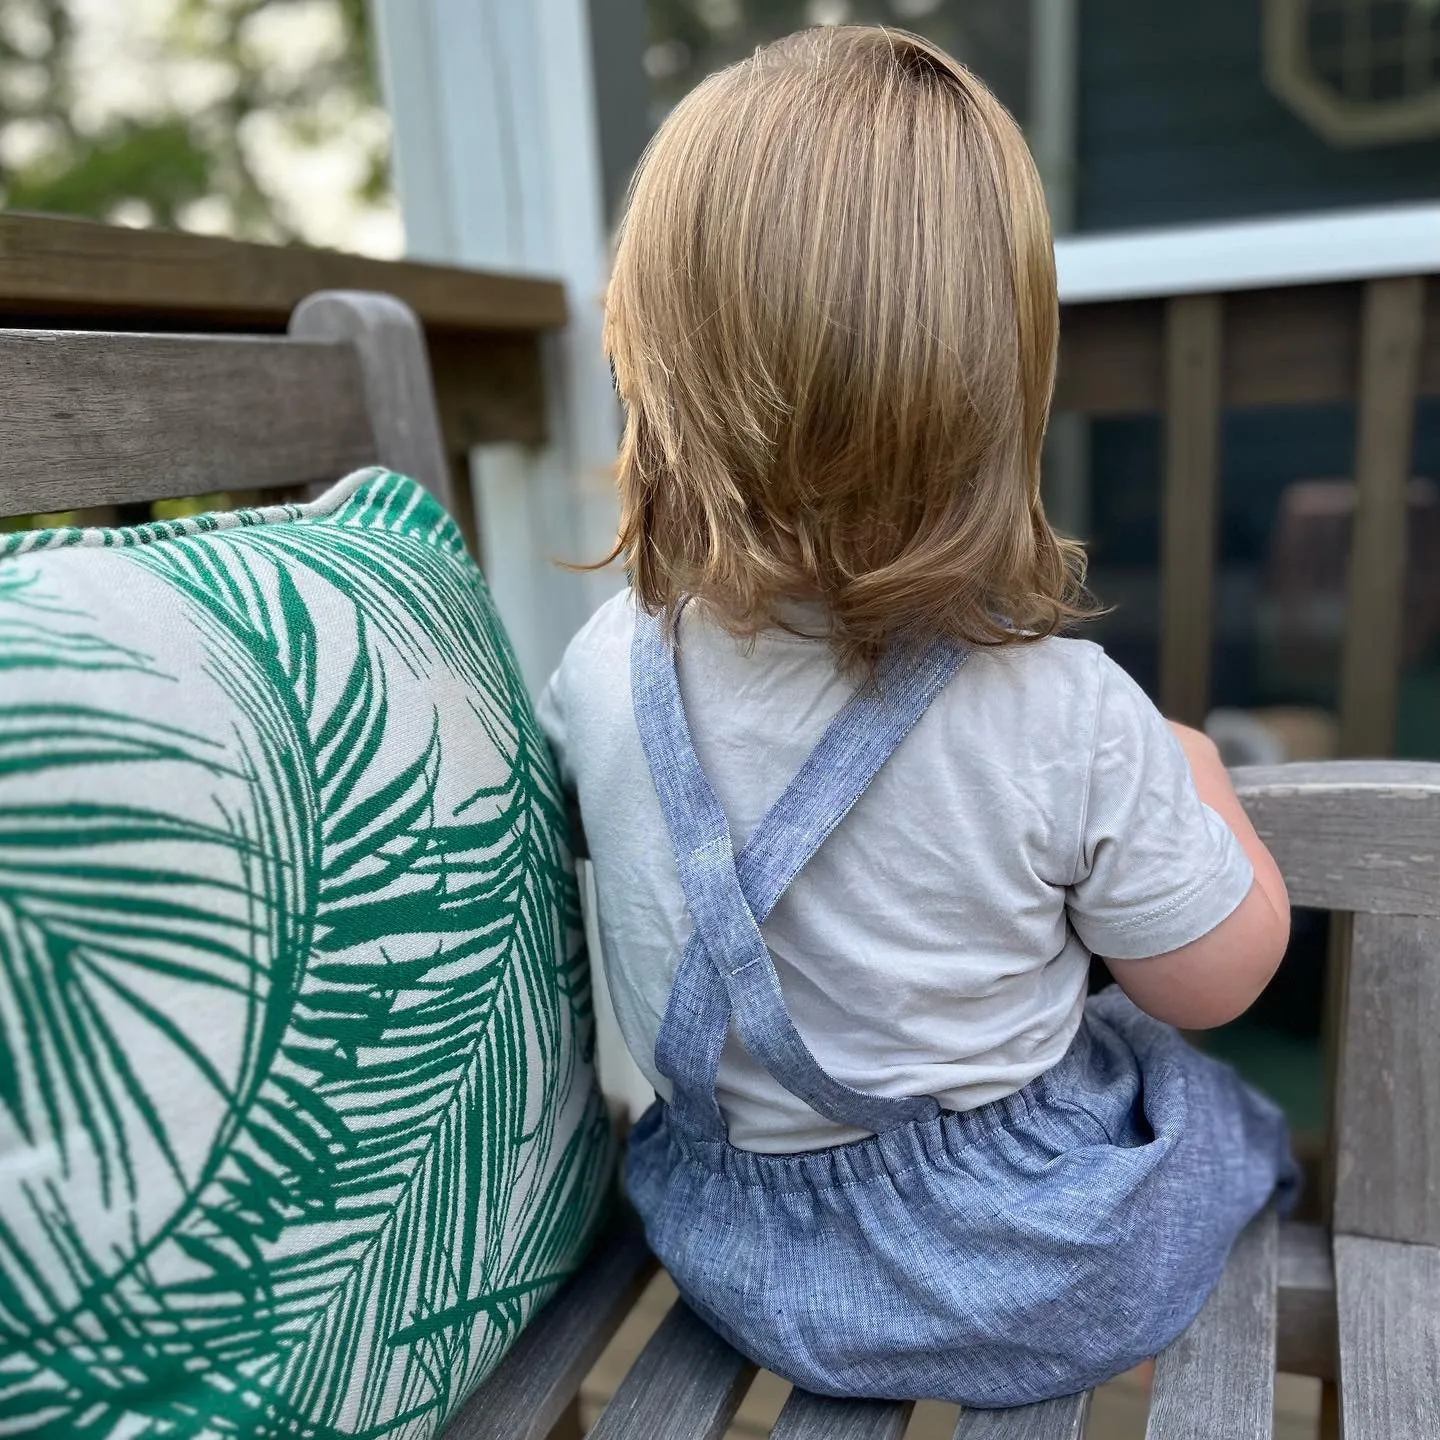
[1029, 0, 1090, 543]
[370, 0, 652, 1124]
[368, 0, 625, 695]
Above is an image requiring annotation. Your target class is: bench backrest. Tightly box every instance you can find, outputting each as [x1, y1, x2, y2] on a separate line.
[0, 290, 451, 516]
[1236, 762, 1440, 1246]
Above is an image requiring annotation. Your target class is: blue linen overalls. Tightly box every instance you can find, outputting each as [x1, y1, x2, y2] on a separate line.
[624, 609, 1298, 1408]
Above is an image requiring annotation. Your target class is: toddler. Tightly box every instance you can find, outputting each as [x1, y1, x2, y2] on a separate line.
[538, 25, 1297, 1408]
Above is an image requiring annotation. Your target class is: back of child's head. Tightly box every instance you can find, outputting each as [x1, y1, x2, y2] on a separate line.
[604, 25, 1089, 668]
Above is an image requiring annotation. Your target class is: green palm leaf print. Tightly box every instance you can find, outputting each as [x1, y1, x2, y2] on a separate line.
[0, 471, 614, 1438]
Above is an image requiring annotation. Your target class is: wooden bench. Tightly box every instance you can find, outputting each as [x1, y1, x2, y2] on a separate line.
[442, 764, 1440, 1440]
[0, 289, 453, 524]
[3, 295, 1436, 1440]
[0, 211, 571, 556]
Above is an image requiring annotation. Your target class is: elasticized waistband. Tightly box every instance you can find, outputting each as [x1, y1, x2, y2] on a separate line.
[644, 1010, 1110, 1193]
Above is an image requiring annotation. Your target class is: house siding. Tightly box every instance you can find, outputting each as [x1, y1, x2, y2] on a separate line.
[1077, 0, 1440, 233]
[1076, 0, 1439, 762]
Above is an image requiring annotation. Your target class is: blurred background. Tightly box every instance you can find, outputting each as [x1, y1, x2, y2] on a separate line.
[8, 0, 1435, 742]
[0, 0, 397, 250]
[4, 0, 1440, 1199]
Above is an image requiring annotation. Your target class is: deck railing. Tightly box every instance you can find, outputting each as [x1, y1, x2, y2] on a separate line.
[0, 211, 568, 558]
[6, 206, 1439, 759]
[1055, 203, 1440, 756]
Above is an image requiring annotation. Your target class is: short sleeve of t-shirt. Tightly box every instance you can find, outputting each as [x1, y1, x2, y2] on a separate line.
[1068, 655, 1254, 961]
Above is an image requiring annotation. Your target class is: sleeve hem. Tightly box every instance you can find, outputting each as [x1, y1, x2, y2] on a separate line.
[1076, 820, 1256, 962]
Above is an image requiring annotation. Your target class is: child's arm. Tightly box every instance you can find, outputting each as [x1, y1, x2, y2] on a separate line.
[1104, 723, 1290, 1030]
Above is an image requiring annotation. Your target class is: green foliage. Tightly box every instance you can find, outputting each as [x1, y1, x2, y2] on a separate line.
[4, 117, 211, 226]
[0, 0, 391, 245]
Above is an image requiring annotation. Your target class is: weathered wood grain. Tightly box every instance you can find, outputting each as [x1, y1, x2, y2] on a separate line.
[1320, 912, 1353, 1222]
[451, 1219, 1336, 1438]
[1232, 763, 1440, 916]
[951, 1392, 1089, 1439]
[290, 291, 452, 512]
[1145, 1208, 1277, 1439]
[1333, 912, 1440, 1246]
[429, 330, 549, 450]
[1053, 278, 1438, 417]
[0, 211, 566, 332]
[541, 1398, 581, 1440]
[1338, 276, 1427, 758]
[1334, 1234, 1440, 1440]
[587, 1301, 756, 1440]
[1278, 1222, 1337, 1381]
[0, 328, 375, 516]
[1159, 293, 1224, 725]
[441, 1212, 657, 1440]
[771, 1392, 913, 1440]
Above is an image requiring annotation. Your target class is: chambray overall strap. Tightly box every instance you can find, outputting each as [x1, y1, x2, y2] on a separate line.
[632, 606, 965, 1142]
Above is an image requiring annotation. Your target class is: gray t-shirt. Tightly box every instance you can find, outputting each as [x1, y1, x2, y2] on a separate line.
[537, 593, 1253, 1153]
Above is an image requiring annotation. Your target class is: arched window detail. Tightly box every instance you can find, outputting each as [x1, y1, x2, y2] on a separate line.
[1265, 0, 1440, 145]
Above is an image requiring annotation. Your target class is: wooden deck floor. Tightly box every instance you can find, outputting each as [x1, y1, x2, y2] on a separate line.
[579, 1271, 1323, 1438]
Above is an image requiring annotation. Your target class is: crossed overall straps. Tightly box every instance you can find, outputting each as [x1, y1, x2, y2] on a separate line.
[631, 606, 967, 1145]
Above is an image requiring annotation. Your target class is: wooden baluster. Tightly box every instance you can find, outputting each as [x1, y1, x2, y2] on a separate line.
[1337, 275, 1426, 759]
[1160, 294, 1224, 727]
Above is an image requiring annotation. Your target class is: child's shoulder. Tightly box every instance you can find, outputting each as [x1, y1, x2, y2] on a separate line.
[555, 589, 637, 676]
[576, 587, 638, 646]
[551, 598, 1140, 739]
[536, 593, 639, 767]
[967, 632, 1112, 700]
[543, 590, 641, 729]
[958, 634, 1156, 761]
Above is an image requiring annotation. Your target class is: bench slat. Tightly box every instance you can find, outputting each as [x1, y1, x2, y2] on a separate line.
[771, 1392, 913, 1439]
[1233, 763, 1440, 917]
[588, 1301, 756, 1440]
[1145, 1207, 1278, 1439]
[1335, 1234, 1440, 1440]
[441, 1211, 656, 1440]
[951, 1392, 1090, 1439]
[1333, 912, 1440, 1248]
[0, 330, 376, 514]
[1277, 1221, 1336, 1381]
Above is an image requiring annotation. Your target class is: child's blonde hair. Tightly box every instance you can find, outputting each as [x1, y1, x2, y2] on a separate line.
[602, 25, 1091, 668]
